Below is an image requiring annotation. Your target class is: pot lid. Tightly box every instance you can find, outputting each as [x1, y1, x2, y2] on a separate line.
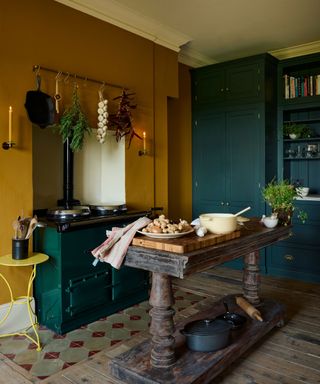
[183, 319, 231, 336]
[46, 205, 91, 219]
[89, 203, 126, 211]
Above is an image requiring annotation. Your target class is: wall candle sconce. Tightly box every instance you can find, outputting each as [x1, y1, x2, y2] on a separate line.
[139, 131, 148, 156]
[2, 106, 15, 150]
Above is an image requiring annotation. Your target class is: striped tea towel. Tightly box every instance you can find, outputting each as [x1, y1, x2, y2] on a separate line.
[91, 216, 152, 269]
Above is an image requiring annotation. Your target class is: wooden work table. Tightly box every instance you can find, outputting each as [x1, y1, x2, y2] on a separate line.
[110, 220, 291, 384]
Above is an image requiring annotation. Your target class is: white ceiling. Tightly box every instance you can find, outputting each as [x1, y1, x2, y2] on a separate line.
[56, 0, 320, 67]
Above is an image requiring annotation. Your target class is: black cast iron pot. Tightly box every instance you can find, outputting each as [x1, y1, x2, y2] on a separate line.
[181, 319, 231, 352]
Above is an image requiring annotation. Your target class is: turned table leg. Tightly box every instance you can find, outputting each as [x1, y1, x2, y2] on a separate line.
[149, 272, 176, 368]
[243, 250, 260, 305]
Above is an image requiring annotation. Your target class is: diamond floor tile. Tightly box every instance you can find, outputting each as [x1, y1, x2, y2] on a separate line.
[30, 358, 64, 377]
[0, 290, 206, 380]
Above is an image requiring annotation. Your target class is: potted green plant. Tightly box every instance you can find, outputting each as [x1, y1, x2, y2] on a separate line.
[282, 123, 313, 139]
[262, 179, 307, 225]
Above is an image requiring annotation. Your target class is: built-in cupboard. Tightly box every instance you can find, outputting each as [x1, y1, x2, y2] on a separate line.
[192, 52, 320, 282]
[191, 53, 278, 271]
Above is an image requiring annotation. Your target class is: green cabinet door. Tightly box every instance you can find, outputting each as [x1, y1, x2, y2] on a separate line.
[226, 106, 263, 217]
[192, 111, 226, 217]
[193, 69, 225, 105]
[266, 244, 320, 283]
[225, 62, 261, 102]
[193, 105, 264, 219]
[192, 56, 266, 106]
[192, 105, 266, 271]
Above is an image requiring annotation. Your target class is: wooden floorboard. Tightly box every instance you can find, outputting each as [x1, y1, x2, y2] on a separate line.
[1, 266, 319, 383]
[0, 355, 37, 384]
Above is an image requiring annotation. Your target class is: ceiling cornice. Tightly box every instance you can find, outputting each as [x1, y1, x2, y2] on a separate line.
[269, 40, 320, 60]
[178, 47, 218, 68]
[54, 0, 320, 67]
[54, 0, 191, 52]
[181, 40, 320, 68]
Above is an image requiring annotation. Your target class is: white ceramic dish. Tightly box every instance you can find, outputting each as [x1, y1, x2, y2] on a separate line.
[137, 229, 194, 239]
[262, 216, 278, 228]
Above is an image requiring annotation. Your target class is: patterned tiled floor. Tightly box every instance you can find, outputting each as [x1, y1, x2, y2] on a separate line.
[0, 289, 206, 380]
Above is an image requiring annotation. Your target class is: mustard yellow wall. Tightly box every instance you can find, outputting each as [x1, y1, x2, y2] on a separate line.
[0, 0, 181, 304]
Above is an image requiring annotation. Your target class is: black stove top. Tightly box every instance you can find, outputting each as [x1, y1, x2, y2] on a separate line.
[34, 208, 151, 232]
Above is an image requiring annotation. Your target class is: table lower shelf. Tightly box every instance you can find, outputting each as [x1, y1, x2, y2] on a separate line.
[110, 296, 285, 384]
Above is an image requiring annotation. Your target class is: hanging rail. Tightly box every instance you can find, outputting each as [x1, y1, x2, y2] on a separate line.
[32, 64, 127, 90]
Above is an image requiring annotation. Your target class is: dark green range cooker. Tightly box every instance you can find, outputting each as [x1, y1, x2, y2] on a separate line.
[33, 211, 150, 334]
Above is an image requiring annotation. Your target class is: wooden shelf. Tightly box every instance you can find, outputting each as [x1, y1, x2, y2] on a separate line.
[284, 156, 320, 160]
[283, 137, 320, 143]
[283, 119, 320, 124]
[110, 296, 285, 384]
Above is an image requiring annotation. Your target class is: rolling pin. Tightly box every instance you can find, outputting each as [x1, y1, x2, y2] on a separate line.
[236, 296, 263, 322]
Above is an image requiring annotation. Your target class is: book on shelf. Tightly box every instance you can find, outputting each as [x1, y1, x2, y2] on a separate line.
[316, 74, 320, 96]
[283, 73, 320, 99]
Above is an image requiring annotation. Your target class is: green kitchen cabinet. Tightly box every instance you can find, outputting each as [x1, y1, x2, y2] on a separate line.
[266, 200, 320, 283]
[192, 105, 265, 218]
[192, 53, 278, 271]
[33, 222, 149, 334]
[270, 52, 320, 282]
[192, 54, 276, 107]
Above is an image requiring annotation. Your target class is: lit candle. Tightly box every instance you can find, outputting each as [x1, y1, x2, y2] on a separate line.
[9, 106, 12, 143]
[143, 131, 146, 152]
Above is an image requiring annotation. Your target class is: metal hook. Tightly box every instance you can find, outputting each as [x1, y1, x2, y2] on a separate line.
[55, 71, 63, 81]
[99, 82, 105, 100]
[73, 74, 79, 89]
[64, 72, 70, 83]
[33, 65, 41, 75]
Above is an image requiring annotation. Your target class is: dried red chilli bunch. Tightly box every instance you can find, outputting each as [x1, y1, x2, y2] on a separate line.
[108, 90, 141, 147]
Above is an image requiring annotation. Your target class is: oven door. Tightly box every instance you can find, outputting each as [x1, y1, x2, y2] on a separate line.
[65, 270, 112, 317]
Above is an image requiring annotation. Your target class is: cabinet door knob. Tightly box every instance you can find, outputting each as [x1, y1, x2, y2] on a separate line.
[284, 254, 294, 261]
[226, 87, 229, 91]
[226, 202, 230, 206]
[220, 88, 224, 92]
[221, 202, 225, 206]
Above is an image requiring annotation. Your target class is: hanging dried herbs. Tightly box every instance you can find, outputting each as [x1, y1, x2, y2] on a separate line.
[108, 90, 141, 147]
[58, 84, 91, 151]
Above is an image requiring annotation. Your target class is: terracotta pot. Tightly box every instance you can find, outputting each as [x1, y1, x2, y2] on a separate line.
[273, 208, 292, 226]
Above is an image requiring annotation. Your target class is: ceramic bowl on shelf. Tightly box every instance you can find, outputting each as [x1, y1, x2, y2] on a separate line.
[296, 187, 309, 197]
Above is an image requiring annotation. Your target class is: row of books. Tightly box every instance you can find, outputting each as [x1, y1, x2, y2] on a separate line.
[283, 74, 320, 99]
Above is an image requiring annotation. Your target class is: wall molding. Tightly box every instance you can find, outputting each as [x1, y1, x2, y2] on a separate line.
[54, 0, 191, 52]
[178, 46, 218, 68]
[270, 40, 320, 60]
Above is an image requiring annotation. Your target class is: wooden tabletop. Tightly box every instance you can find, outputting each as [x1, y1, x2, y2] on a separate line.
[125, 220, 292, 278]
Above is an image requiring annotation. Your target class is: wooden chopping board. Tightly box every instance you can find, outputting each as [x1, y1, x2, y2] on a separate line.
[131, 230, 241, 254]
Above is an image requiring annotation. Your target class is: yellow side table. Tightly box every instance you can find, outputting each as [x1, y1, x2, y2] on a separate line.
[0, 253, 49, 351]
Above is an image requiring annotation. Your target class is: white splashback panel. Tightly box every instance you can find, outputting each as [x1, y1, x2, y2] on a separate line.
[74, 132, 126, 205]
